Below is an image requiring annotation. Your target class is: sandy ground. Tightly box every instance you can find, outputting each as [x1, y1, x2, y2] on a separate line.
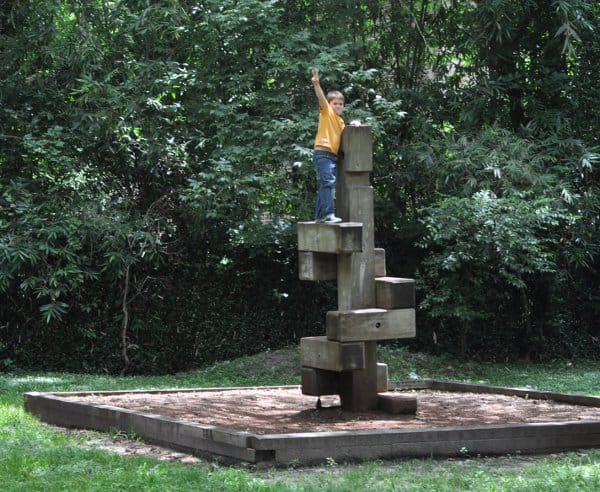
[67, 387, 600, 434]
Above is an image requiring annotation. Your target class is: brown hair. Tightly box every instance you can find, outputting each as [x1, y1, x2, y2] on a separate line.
[326, 90, 344, 102]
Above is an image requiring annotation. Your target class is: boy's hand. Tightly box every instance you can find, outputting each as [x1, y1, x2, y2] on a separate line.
[311, 68, 327, 109]
[311, 69, 320, 86]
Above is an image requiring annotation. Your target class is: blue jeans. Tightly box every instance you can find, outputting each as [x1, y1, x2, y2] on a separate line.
[313, 150, 338, 220]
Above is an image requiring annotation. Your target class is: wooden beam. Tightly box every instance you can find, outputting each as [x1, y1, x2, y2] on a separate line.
[297, 222, 363, 254]
[301, 367, 340, 396]
[378, 393, 418, 414]
[374, 248, 386, 277]
[340, 126, 373, 172]
[375, 277, 415, 309]
[300, 337, 365, 372]
[326, 308, 416, 342]
[377, 363, 388, 393]
[298, 251, 337, 281]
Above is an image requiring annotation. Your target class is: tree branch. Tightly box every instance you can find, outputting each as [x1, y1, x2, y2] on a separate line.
[120, 263, 131, 375]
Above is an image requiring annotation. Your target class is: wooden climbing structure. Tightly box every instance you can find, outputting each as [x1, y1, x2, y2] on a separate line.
[298, 126, 417, 413]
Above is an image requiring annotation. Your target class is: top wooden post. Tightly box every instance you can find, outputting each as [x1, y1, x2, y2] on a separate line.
[339, 126, 373, 173]
[337, 126, 375, 311]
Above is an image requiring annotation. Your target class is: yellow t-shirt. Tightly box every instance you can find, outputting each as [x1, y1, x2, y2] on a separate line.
[314, 103, 345, 155]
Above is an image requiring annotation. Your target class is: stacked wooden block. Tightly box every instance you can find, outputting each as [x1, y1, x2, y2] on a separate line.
[298, 126, 417, 413]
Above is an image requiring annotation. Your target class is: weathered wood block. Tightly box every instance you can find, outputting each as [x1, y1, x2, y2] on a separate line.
[298, 248, 386, 281]
[301, 367, 340, 396]
[375, 277, 415, 309]
[297, 222, 363, 254]
[336, 186, 375, 310]
[326, 308, 416, 342]
[297, 256, 407, 286]
[377, 362, 388, 393]
[378, 393, 418, 414]
[339, 341, 379, 411]
[337, 222, 364, 253]
[298, 251, 337, 281]
[340, 126, 373, 172]
[374, 248, 386, 277]
[300, 336, 365, 372]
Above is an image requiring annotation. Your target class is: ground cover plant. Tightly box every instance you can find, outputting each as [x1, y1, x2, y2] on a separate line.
[2, 348, 599, 491]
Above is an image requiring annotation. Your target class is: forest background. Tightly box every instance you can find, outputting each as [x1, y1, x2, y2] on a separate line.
[1, 0, 598, 374]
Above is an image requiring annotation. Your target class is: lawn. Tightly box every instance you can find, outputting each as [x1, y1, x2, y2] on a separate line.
[1, 347, 599, 491]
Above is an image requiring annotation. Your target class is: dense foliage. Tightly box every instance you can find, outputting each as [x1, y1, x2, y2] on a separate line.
[1, 0, 598, 373]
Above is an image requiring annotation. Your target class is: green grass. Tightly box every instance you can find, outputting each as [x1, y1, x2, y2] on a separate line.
[1, 347, 600, 491]
[379, 345, 600, 396]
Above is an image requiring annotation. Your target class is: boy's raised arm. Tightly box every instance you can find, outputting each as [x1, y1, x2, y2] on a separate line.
[311, 69, 328, 110]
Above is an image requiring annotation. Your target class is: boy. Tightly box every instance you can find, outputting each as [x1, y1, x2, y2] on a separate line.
[311, 68, 345, 223]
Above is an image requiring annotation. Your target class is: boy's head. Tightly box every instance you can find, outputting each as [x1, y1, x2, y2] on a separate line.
[327, 90, 345, 116]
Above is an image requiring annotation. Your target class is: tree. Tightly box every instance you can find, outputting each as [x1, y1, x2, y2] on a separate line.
[1, 1, 598, 372]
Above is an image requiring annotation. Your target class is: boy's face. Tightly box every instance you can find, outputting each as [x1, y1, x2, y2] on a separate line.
[329, 98, 344, 116]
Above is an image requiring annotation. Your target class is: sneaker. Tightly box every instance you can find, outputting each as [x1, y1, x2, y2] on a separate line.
[315, 217, 326, 223]
[325, 214, 342, 223]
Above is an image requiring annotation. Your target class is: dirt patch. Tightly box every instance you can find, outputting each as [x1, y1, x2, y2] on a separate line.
[67, 387, 600, 435]
[58, 427, 204, 465]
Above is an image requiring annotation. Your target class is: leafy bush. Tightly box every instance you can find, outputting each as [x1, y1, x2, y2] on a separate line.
[416, 190, 577, 360]
[1, 1, 598, 372]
